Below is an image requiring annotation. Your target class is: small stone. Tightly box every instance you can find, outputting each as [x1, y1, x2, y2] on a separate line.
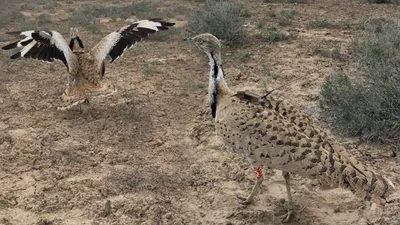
[156, 139, 163, 146]
[164, 212, 172, 220]
[226, 212, 235, 218]
[200, 212, 206, 217]
[333, 206, 341, 213]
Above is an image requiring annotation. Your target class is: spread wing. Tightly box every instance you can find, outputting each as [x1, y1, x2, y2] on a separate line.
[90, 19, 175, 76]
[1, 30, 77, 73]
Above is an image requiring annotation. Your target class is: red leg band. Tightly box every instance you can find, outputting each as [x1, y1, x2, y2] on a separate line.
[255, 166, 263, 178]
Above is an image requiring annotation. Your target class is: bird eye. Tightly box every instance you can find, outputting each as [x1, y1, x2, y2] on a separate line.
[197, 39, 204, 44]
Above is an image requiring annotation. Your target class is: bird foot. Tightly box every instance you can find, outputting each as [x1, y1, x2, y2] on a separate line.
[235, 194, 254, 205]
[57, 98, 89, 112]
[280, 209, 294, 223]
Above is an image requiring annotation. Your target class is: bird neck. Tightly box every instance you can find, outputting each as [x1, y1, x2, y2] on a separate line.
[207, 51, 232, 118]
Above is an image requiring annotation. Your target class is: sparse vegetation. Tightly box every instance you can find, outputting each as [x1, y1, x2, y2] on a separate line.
[20, 2, 40, 11]
[38, 13, 52, 25]
[87, 23, 101, 34]
[188, 0, 249, 47]
[43, 2, 61, 11]
[70, 11, 96, 27]
[150, 27, 179, 42]
[278, 9, 298, 26]
[331, 44, 341, 60]
[363, 17, 394, 33]
[312, 44, 331, 58]
[260, 63, 274, 92]
[320, 19, 400, 141]
[312, 43, 342, 60]
[307, 17, 336, 29]
[264, 0, 307, 3]
[266, 30, 288, 43]
[257, 18, 267, 29]
[142, 61, 161, 77]
[184, 77, 206, 90]
[237, 52, 251, 63]
[70, 1, 163, 27]
[0, 10, 28, 28]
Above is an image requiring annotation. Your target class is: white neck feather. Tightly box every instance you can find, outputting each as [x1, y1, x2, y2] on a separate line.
[207, 51, 225, 118]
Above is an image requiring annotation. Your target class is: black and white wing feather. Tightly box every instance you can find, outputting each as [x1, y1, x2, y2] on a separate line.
[90, 19, 174, 73]
[2, 30, 76, 72]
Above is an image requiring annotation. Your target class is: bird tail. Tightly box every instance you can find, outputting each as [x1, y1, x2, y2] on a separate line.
[270, 132, 395, 205]
[267, 95, 395, 204]
[322, 143, 394, 205]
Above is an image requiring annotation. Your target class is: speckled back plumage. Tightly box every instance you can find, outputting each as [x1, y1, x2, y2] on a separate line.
[234, 90, 385, 189]
[216, 91, 393, 204]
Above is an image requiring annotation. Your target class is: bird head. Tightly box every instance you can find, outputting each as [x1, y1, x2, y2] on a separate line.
[69, 27, 84, 53]
[183, 33, 221, 55]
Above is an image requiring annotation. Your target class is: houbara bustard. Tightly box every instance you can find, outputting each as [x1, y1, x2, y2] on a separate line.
[184, 33, 395, 222]
[1, 19, 174, 110]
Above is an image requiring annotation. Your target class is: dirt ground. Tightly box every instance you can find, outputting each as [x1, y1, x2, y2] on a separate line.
[0, 0, 399, 224]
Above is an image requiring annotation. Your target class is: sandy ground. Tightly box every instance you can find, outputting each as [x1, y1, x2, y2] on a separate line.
[0, 0, 399, 224]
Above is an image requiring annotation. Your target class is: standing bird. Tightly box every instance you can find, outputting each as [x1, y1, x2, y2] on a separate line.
[2, 19, 175, 110]
[184, 33, 394, 222]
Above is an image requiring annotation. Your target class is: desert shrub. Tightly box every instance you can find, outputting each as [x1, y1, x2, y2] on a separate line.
[188, 0, 249, 47]
[266, 30, 287, 42]
[0, 11, 28, 28]
[20, 2, 40, 11]
[312, 42, 342, 59]
[331, 44, 341, 60]
[320, 20, 400, 141]
[278, 9, 298, 26]
[363, 17, 394, 34]
[43, 2, 61, 11]
[70, 11, 96, 26]
[38, 13, 52, 25]
[307, 17, 336, 29]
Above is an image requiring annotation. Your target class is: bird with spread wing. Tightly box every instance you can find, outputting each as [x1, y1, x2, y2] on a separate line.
[2, 19, 175, 110]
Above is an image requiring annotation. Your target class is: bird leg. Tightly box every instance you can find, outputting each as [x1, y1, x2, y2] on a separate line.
[237, 166, 264, 205]
[281, 171, 294, 223]
[79, 98, 90, 113]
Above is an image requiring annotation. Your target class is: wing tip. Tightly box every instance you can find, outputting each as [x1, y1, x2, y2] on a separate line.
[5, 31, 23, 35]
[147, 18, 175, 27]
[10, 52, 22, 59]
[2, 42, 18, 50]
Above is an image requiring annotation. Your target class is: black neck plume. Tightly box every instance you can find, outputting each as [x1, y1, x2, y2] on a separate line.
[210, 52, 219, 118]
